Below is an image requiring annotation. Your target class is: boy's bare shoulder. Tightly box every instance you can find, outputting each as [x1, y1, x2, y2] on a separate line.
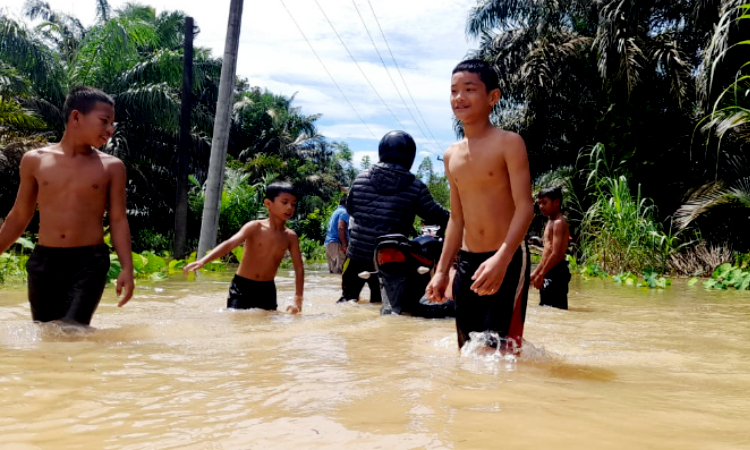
[285, 227, 299, 241]
[95, 149, 125, 169]
[24, 143, 60, 160]
[491, 128, 525, 148]
[445, 138, 467, 157]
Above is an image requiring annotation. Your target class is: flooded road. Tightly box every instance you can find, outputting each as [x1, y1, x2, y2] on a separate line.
[1, 271, 749, 449]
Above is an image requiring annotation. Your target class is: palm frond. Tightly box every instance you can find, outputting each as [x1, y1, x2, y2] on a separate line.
[0, 16, 65, 105]
[113, 82, 180, 132]
[466, 0, 536, 38]
[0, 96, 46, 130]
[649, 34, 692, 107]
[675, 177, 750, 228]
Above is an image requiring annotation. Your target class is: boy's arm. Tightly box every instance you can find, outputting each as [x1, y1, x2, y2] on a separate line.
[426, 150, 462, 302]
[287, 231, 304, 313]
[534, 220, 569, 278]
[108, 160, 135, 306]
[184, 223, 254, 272]
[337, 219, 348, 250]
[470, 134, 534, 296]
[0, 153, 38, 255]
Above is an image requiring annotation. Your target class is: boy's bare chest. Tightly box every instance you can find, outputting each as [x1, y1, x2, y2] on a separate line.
[247, 232, 288, 256]
[36, 158, 110, 197]
[449, 148, 507, 188]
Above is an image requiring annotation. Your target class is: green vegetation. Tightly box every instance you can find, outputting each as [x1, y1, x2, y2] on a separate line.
[702, 253, 750, 290]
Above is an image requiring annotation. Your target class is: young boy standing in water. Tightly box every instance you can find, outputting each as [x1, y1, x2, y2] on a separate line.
[184, 182, 305, 313]
[0, 86, 135, 325]
[426, 60, 534, 352]
[532, 187, 571, 310]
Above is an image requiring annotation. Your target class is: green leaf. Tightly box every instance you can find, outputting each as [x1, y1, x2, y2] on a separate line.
[737, 273, 750, 291]
[687, 277, 699, 287]
[231, 246, 244, 263]
[168, 259, 186, 273]
[143, 253, 166, 273]
[108, 259, 122, 284]
[713, 263, 733, 279]
[703, 280, 716, 289]
[150, 272, 168, 281]
[13, 237, 35, 250]
[131, 252, 148, 273]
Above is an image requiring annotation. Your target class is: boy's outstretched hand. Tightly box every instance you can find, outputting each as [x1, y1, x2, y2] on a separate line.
[117, 271, 135, 307]
[183, 261, 205, 274]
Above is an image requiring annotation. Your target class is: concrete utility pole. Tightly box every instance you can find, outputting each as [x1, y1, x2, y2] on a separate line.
[197, 0, 244, 258]
[173, 16, 194, 259]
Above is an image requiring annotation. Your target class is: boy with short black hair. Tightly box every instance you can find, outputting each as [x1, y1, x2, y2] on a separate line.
[184, 181, 305, 313]
[426, 59, 535, 352]
[531, 186, 571, 310]
[0, 86, 135, 325]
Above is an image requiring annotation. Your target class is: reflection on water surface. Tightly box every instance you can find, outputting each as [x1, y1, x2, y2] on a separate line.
[1, 273, 749, 449]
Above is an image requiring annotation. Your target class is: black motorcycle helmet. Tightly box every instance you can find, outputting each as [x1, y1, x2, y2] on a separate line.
[378, 130, 417, 169]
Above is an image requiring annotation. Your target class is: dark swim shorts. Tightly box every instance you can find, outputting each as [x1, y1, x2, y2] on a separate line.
[26, 244, 110, 325]
[453, 244, 530, 351]
[539, 260, 571, 310]
[227, 274, 277, 310]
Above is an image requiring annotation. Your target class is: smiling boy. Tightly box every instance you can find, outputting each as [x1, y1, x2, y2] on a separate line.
[0, 86, 135, 325]
[426, 60, 534, 352]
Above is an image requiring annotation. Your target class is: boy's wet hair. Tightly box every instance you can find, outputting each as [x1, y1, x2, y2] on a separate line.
[63, 86, 115, 122]
[452, 59, 500, 92]
[265, 181, 296, 201]
[537, 186, 564, 204]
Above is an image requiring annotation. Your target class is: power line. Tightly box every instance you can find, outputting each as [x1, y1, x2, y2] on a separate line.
[312, 0, 420, 145]
[350, 0, 443, 156]
[278, 0, 377, 139]
[365, 0, 450, 152]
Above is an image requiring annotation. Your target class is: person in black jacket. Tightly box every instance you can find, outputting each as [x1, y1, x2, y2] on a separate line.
[339, 131, 450, 303]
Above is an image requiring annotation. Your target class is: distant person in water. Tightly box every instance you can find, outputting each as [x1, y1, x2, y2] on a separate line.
[184, 181, 304, 314]
[0, 86, 135, 325]
[324, 194, 349, 274]
[341, 130, 449, 304]
[426, 59, 534, 353]
[531, 186, 571, 310]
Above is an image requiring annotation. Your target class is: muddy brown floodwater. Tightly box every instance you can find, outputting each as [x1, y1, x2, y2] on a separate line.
[1, 271, 748, 449]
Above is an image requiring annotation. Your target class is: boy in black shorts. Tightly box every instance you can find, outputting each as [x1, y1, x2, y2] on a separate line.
[184, 182, 305, 313]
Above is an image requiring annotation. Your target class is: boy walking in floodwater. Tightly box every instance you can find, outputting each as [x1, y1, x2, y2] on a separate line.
[532, 187, 571, 310]
[0, 87, 135, 325]
[426, 59, 534, 352]
[184, 182, 304, 313]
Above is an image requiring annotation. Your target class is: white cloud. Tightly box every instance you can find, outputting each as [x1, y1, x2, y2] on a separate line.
[0, 0, 475, 154]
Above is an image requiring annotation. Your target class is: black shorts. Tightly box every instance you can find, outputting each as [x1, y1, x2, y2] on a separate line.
[26, 244, 110, 325]
[453, 244, 530, 351]
[227, 274, 277, 310]
[540, 260, 571, 310]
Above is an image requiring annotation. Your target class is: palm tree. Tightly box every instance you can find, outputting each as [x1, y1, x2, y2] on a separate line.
[464, 0, 744, 223]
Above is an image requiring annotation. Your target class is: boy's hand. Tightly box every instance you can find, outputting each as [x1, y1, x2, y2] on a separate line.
[286, 295, 303, 314]
[471, 254, 509, 296]
[116, 271, 135, 307]
[183, 260, 205, 274]
[531, 274, 544, 290]
[426, 272, 449, 303]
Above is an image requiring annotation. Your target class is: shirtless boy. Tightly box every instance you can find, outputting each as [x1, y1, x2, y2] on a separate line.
[0, 86, 135, 325]
[426, 59, 534, 352]
[531, 186, 571, 310]
[184, 182, 304, 313]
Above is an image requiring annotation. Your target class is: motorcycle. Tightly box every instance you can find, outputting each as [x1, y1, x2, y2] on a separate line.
[359, 226, 456, 318]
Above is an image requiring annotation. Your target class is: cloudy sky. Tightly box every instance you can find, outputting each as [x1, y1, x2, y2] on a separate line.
[0, 0, 479, 169]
